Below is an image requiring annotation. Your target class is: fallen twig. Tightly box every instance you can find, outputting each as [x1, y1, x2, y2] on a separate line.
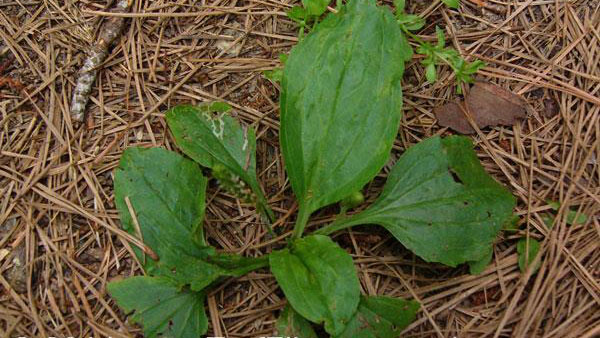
[70, 0, 132, 123]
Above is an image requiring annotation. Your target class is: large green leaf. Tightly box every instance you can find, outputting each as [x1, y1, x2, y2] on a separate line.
[108, 276, 208, 338]
[114, 147, 208, 270]
[269, 235, 360, 336]
[337, 295, 419, 338]
[166, 103, 272, 221]
[276, 304, 318, 338]
[317, 136, 516, 267]
[280, 0, 412, 221]
[114, 147, 268, 290]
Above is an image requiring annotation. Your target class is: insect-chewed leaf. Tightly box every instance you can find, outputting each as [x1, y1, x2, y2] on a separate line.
[269, 235, 360, 336]
[318, 136, 515, 267]
[166, 103, 273, 220]
[107, 276, 208, 338]
[166, 103, 256, 183]
[280, 0, 412, 216]
[114, 147, 208, 270]
[276, 304, 318, 338]
[114, 147, 268, 290]
[337, 296, 419, 338]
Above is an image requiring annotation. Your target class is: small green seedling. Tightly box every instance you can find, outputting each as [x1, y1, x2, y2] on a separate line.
[517, 237, 541, 274]
[543, 200, 589, 229]
[394, 0, 484, 93]
[108, 1, 515, 337]
[286, 0, 330, 39]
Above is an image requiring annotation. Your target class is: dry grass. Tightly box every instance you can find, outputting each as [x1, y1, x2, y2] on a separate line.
[0, 0, 598, 337]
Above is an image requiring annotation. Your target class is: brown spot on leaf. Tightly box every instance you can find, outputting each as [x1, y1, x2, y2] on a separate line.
[434, 82, 528, 134]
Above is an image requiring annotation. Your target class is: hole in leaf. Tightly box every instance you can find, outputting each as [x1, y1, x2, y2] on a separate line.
[464, 201, 469, 206]
[487, 211, 492, 218]
[391, 324, 398, 331]
[448, 168, 463, 184]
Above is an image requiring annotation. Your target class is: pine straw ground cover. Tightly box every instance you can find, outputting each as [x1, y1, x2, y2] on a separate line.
[0, 0, 598, 337]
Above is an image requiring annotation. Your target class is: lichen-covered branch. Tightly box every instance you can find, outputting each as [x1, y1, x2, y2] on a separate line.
[70, 0, 132, 123]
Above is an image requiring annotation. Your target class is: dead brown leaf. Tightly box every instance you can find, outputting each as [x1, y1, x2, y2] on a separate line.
[434, 82, 528, 134]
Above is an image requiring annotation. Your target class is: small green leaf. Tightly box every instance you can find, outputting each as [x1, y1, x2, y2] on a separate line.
[318, 136, 516, 267]
[276, 305, 318, 338]
[566, 209, 588, 225]
[394, 0, 406, 12]
[547, 200, 561, 210]
[465, 60, 486, 74]
[397, 14, 425, 31]
[269, 235, 360, 336]
[114, 147, 208, 271]
[541, 213, 555, 229]
[337, 295, 420, 338]
[441, 0, 460, 9]
[468, 248, 492, 275]
[302, 0, 330, 16]
[287, 6, 307, 23]
[435, 26, 446, 48]
[108, 276, 208, 338]
[281, 0, 412, 224]
[166, 104, 273, 221]
[517, 238, 541, 274]
[263, 68, 283, 82]
[426, 63, 437, 83]
[546, 200, 588, 225]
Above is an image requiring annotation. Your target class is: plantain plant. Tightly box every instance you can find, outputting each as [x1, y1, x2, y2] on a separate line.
[107, 0, 515, 336]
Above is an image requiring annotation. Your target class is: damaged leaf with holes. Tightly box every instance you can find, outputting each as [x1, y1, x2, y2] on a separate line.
[317, 136, 515, 267]
[166, 103, 273, 221]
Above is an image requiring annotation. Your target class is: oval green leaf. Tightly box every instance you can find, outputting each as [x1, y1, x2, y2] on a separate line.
[166, 103, 273, 221]
[517, 238, 541, 274]
[114, 147, 267, 290]
[280, 0, 412, 217]
[108, 276, 208, 338]
[337, 295, 419, 338]
[318, 136, 516, 266]
[269, 235, 361, 336]
[114, 147, 208, 270]
[302, 0, 329, 16]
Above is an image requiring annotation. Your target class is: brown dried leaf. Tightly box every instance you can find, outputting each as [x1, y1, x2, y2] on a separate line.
[435, 82, 528, 134]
